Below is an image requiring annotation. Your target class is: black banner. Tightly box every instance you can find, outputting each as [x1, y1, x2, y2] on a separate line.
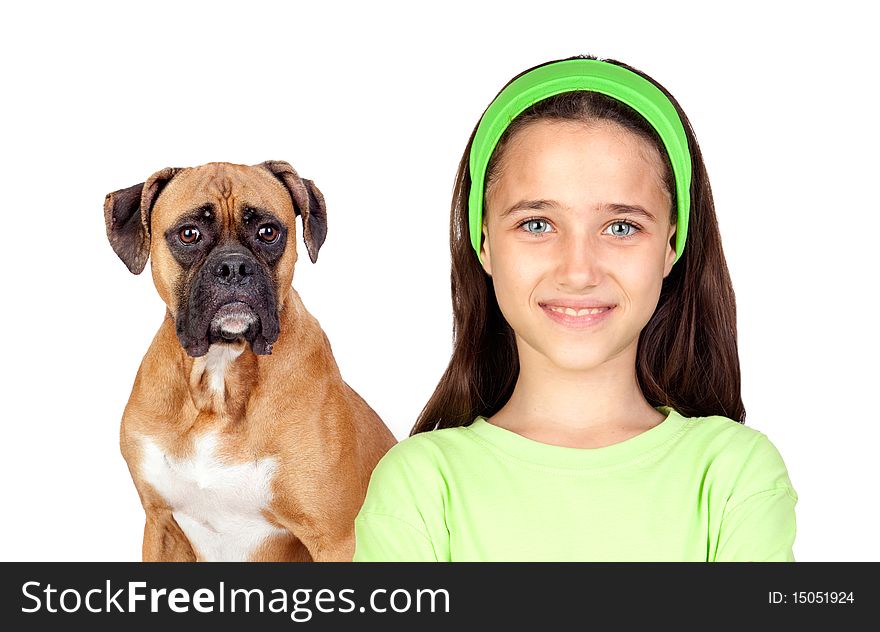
[0, 563, 872, 628]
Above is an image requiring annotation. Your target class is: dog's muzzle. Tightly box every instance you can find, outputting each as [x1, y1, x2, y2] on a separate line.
[176, 246, 280, 357]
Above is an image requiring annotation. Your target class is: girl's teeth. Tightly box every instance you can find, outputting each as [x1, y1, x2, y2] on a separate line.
[547, 306, 608, 316]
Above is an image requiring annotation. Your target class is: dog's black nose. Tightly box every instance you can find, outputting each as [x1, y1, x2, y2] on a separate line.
[213, 253, 254, 285]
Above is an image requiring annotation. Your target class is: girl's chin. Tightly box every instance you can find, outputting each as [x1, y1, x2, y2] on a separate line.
[527, 333, 638, 371]
[528, 341, 614, 371]
[546, 355, 612, 372]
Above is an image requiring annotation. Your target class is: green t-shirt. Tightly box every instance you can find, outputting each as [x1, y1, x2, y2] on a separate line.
[353, 406, 798, 561]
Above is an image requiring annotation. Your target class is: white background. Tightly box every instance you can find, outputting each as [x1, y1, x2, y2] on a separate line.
[0, 0, 876, 562]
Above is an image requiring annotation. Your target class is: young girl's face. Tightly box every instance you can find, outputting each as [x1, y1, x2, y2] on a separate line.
[481, 119, 677, 372]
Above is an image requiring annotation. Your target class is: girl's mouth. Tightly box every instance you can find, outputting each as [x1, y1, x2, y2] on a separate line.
[539, 303, 615, 328]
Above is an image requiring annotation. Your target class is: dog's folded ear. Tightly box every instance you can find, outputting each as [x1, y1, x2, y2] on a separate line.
[258, 160, 328, 263]
[104, 167, 182, 274]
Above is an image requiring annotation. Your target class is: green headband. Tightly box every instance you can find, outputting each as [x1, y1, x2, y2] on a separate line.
[468, 58, 692, 265]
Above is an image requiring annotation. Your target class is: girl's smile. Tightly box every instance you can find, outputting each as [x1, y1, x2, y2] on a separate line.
[539, 302, 616, 329]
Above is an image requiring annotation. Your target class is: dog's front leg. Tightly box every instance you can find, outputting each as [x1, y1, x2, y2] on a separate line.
[142, 509, 197, 562]
[270, 509, 356, 562]
[306, 532, 356, 562]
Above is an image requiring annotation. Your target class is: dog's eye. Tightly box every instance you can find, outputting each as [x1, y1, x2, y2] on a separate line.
[257, 224, 279, 244]
[178, 226, 201, 244]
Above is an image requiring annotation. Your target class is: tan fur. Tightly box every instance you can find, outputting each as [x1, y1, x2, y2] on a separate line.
[115, 162, 396, 561]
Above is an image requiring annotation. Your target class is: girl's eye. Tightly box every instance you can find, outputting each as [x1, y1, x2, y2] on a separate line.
[257, 224, 279, 243]
[606, 221, 641, 239]
[518, 218, 553, 234]
[178, 226, 201, 244]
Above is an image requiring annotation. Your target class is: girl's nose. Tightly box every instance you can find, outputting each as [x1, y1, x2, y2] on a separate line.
[555, 234, 603, 290]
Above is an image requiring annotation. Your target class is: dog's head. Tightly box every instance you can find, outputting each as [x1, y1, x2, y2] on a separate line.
[104, 161, 327, 357]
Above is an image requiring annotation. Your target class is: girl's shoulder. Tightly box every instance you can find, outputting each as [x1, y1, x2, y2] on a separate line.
[677, 409, 787, 461]
[360, 426, 475, 517]
[374, 424, 475, 469]
[675, 410, 797, 503]
[370, 423, 475, 475]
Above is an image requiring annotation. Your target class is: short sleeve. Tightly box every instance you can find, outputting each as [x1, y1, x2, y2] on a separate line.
[714, 433, 799, 562]
[714, 486, 798, 561]
[354, 512, 439, 561]
[352, 436, 450, 562]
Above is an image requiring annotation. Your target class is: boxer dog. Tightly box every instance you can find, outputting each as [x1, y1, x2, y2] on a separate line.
[104, 160, 396, 561]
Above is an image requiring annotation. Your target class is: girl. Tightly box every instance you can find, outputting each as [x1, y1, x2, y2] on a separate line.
[353, 54, 798, 561]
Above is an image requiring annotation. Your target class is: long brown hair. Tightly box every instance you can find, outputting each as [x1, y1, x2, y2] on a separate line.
[411, 54, 743, 435]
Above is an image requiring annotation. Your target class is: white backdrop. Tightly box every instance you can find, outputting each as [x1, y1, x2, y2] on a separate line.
[1, 0, 876, 562]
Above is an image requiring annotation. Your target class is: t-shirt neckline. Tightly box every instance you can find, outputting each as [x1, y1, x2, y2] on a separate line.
[466, 406, 688, 469]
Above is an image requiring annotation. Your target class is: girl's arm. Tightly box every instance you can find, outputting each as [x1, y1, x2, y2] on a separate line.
[352, 436, 450, 562]
[354, 511, 440, 561]
[714, 485, 799, 561]
[713, 433, 799, 562]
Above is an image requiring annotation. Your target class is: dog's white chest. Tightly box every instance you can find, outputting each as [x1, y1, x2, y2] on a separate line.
[139, 432, 287, 561]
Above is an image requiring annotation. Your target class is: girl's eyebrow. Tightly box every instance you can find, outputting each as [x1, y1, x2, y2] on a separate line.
[501, 199, 657, 222]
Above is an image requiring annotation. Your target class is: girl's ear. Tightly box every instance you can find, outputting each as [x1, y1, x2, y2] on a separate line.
[662, 223, 677, 278]
[480, 222, 493, 276]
